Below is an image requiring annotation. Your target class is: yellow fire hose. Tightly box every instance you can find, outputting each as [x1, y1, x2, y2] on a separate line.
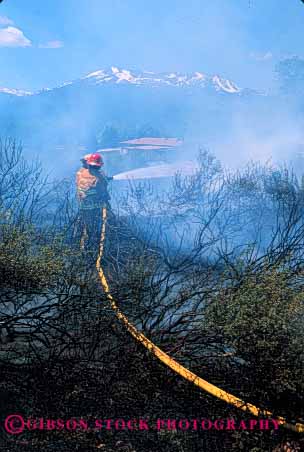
[95, 207, 304, 434]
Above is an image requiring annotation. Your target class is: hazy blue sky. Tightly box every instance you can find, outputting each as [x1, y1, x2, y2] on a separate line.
[0, 0, 304, 91]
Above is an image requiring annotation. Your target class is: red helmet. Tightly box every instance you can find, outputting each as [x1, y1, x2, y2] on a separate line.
[86, 153, 103, 167]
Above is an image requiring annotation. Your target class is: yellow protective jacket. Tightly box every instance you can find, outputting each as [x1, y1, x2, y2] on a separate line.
[76, 167, 110, 210]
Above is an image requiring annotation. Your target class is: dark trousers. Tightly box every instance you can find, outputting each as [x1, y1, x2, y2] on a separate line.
[79, 207, 103, 250]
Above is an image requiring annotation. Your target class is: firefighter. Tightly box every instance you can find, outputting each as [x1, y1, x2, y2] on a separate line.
[76, 153, 112, 248]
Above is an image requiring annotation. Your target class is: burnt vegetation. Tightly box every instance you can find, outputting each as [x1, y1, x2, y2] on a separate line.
[0, 140, 303, 451]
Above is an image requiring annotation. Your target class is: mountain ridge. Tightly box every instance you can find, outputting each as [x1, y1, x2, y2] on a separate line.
[0, 66, 244, 97]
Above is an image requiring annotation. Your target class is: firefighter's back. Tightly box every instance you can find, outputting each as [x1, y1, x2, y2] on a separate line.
[76, 167, 107, 209]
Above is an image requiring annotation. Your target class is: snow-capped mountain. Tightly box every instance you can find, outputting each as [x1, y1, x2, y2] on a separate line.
[83, 67, 241, 94]
[0, 66, 242, 97]
[0, 87, 33, 96]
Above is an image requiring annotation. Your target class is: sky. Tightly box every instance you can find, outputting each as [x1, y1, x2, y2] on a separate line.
[0, 0, 304, 92]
